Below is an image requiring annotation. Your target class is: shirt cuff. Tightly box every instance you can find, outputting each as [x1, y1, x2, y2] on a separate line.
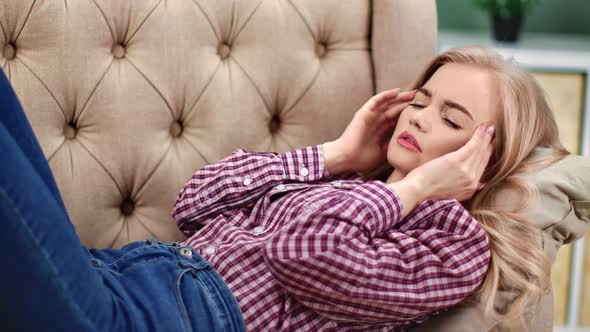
[347, 180, 404, 234]
[279, 144, 331, 182]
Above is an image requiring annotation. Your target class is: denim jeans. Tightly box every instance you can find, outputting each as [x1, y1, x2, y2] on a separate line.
[0, 68, 246, 332]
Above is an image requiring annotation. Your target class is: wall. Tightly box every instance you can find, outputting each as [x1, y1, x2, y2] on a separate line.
[437, 0, 590, 35]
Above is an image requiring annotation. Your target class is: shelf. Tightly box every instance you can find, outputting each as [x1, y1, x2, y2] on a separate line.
[438, 30, 590, 71]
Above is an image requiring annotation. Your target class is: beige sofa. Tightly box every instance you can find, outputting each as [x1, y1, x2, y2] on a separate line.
[2, 0, 588, 330]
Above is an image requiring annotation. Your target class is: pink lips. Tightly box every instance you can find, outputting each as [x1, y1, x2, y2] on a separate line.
[397, 131, 422, 152]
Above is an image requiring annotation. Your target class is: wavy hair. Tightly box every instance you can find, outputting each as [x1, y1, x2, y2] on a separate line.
[359, 46, 570, 331]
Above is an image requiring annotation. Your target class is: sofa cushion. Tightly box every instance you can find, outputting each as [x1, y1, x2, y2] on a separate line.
[497, 147, 590, 262]
[409, 147, 590, 331]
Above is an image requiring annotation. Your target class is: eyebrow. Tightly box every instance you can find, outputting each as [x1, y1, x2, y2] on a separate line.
[417, 87, 474, 121]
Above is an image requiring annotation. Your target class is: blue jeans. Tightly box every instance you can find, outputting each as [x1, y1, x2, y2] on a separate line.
[0, 69, 246, 332]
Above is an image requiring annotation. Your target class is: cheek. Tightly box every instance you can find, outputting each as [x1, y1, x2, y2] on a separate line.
[426, 137, 469, 159]
[391, 109, 411, 137]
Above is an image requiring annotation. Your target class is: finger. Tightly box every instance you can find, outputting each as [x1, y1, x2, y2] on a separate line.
[478, 135, 495, 170]
[470, 123, 495, 168]
[456, 123, 489, 162]
[383, 100, 412, 120]
[365, 90, 395, 113]
[375, 89, 415, 113]
[373, 88, 400, 106]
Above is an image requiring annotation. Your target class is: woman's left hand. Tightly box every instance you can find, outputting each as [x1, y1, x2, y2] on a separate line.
[403, 123, 495, 202]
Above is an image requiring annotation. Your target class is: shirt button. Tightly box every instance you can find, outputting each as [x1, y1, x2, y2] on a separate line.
[243, 177, 252, 185]
[276, 184, 285, 190]
[333, 181, 342, 187]
[205, 247, 216, 255]
[299, 167, 309, 176]
[253, 226, 265, 233]
[179, 247, 193, 258]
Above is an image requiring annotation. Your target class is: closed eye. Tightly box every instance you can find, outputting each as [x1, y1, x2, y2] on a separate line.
[443, 117, 461, 129]
[409, 104, 462, 130]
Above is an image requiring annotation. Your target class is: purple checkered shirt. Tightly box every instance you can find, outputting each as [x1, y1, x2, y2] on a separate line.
[172, 144, 491, 331]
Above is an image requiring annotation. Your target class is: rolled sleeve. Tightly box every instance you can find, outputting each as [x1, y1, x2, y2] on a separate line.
[347, 180, 405, 235]
[279, 144, 331, 182]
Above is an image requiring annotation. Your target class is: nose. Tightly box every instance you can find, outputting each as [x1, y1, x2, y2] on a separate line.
[408, 107, 430, 132]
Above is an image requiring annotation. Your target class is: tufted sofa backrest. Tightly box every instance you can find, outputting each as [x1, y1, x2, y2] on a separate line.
[0, 0, 437, 248]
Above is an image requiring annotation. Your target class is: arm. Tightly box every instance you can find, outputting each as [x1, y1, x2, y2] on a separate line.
[324, 140, 423, 220]
[262, 183, 491, 324]
[172, 144, 340, 236]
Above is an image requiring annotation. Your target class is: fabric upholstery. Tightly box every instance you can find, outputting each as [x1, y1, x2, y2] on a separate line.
[0, 0, 436, 248]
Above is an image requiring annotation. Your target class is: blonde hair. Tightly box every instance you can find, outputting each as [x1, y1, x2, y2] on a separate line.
[360, 46, 570, 331]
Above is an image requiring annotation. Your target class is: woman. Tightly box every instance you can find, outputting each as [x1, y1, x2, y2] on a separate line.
[0, 46, 566, 332]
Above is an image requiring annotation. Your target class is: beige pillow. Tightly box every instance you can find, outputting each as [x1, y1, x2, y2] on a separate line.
[409, 147, 590, 331]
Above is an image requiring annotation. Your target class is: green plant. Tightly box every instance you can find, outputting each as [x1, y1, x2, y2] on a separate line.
[473, 0, 543, 17]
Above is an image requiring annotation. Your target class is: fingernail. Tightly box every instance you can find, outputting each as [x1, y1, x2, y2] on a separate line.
[479, 125, 486, 136]
[487, 125, 495, 135]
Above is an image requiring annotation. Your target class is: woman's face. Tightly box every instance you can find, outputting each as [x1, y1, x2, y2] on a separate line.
[387, 63, 499, 174]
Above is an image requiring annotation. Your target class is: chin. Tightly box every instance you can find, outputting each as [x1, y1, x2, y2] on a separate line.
[387, 148, 418, 173]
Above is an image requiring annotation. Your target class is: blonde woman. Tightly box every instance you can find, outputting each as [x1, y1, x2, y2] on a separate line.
[0, 46, 565, 332]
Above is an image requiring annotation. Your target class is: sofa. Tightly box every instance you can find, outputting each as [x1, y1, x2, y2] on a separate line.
[2, 0, 588, 330]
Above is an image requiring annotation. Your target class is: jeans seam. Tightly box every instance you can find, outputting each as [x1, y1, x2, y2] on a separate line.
[0, 188, 99, 332]
[107, 255, 175, 275]
[195, 273, 226, 331]
[203, 271, 245, 331]
[174, 269, 195, 332]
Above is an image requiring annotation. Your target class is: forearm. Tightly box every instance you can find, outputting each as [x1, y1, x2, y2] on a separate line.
[324, 140, 424, 218]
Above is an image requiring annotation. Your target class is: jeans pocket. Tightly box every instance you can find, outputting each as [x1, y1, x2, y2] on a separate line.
[174, 262, 229, 332]
[104, 244, 178, 275]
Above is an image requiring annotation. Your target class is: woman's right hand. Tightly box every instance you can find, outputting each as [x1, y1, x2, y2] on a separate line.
[324, 88, 416, 175]
[401, 123, 495, 203]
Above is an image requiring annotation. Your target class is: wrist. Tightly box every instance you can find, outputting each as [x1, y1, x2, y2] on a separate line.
[322, 140, 351, 176]
[387, 178, 424, 219]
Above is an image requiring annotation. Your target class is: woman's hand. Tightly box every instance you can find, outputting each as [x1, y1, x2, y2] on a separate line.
[401, 123, 495, 203]
[324, 88, 416, 175]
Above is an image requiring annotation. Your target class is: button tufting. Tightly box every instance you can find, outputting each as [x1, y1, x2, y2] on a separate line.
[63, 121, 77, 139]
[112, 44, 126, 59]
[3, 44, 16, 60]
[315, 42, 327, 57]
[269, 114, 281, 133]
[170, 120, 183, 137]
[120, 198, 135, 216]
[217, 43, 231, 59]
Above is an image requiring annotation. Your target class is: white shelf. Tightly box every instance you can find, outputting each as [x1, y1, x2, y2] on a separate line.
[438, 30, 590, 71]
[555, 328, 590, 332]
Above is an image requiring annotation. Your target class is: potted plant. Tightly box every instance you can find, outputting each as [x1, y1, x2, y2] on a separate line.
[473, 0, 543, 43]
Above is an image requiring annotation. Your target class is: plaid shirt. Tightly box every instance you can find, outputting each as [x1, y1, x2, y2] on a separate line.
[172, 144, 491, 331]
